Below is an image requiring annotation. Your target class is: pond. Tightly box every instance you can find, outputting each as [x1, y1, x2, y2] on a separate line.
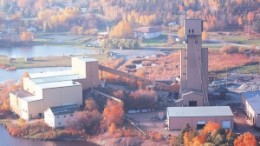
[0, 45, 96, 58]
[0, 126, 98, 146]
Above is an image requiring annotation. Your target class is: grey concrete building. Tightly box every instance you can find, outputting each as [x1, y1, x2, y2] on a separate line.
[179, 19, 208, 106]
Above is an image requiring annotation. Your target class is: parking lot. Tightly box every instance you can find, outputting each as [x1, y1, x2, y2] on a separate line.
[126, 111, 178, 137]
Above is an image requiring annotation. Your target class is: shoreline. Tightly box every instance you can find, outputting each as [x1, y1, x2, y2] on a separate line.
[0, 120, 94, 143]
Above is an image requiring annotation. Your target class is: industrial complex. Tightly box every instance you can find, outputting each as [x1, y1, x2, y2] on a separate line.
[10, 57, 100, 121]
[8, 19, 260, 133]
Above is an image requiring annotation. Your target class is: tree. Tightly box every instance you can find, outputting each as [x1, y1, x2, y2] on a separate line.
[34, 0, 46, 10]
[202, 121, 220, 135]
[234, 132, 257, 146]
[17, 0, 31, 9]
[19, 31, 34, 42]
[178, 27, 185, 39]
[247, 12, 255, 22]
[1, 100, 9, 111]
[18, 118, 26, 127]
[237, 17, 243, 26]
[109, 21, 133, 38]
[84, 98, 98, 112]
[127, 89, 157, 111]
[67, 110, 101, 134]
[108, 122, 116, 134]
[252, 19, 260, 33]
[102, 100, 124, 127]
[202, 31, 208, 41]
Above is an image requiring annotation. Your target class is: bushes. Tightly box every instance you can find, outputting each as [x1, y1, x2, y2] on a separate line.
[67, 110, 101, 135]
[112, 89, 158, 111]
[220, 46, 239, 54]
[102, 100, 124, 128]
[100, 39, 139, 50]
[7, 120, 51, 137]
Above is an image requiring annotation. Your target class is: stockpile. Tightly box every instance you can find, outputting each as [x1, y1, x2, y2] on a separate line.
[238, 82, 260, 91]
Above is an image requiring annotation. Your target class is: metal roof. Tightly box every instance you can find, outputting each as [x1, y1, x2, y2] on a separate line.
[241, 90, 260, 114]
[21, 96, 43, 102]
[31, 74, 83, 84]
[167, 106, 233, 117]
[49, 104, 79, 115]
[30, 70, 72, 79]
[79, 57, 97, 62]
[37, 81, 81, 89]
[135, 27, 161, 33]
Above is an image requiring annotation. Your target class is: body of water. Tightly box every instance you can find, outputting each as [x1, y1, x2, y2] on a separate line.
[0, 126, 98, 146]
[0, 67, 71, 83]
[0, 45, 96, 58]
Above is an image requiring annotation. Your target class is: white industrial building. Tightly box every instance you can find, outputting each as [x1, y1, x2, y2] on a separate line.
[167, 106, 234, 130]
[134, 27, 162, 39]
[44, 104, 79, 128]
[10, 57, 101, 120]
[241, 90, 260, 128]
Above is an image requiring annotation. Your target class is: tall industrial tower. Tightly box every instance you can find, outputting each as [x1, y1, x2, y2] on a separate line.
[179, 19, 208, 106]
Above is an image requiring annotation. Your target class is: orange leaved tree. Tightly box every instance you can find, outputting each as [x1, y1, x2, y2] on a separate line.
[234, 132, 257, 146]
[102, 100, 124, 127]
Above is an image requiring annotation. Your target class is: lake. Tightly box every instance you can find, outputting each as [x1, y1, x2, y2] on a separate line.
[0, 126, 98, 146]
[0, 45, 97, 58]
[0, 67, 71, 83]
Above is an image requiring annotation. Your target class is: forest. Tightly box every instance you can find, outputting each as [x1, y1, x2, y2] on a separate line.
[0, 0, 259, 35]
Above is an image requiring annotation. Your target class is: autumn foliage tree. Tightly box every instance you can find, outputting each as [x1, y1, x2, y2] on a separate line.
[109, 20, 133, 39]
[178, 27, 185, 39]
[102, 100, 124, 128]
[202, 31, 208, 41]
[84, 98, 98, 112]
[19, 31, 34, 42]
[67, 110, 101, 135]
[234, 132, 257, 146]
[247, 12, 255, 23]
[174, 121, 239, 146]
[126, 89, 157, 111]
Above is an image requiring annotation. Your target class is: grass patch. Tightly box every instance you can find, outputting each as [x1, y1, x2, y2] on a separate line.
[0, 119, 12, 126]
[209, 32, 260, 46]
[233, 64, 260, 74]
[0, 56, 71, 69]
[0, 54, 111, 69]
[142, 35, 167, 46]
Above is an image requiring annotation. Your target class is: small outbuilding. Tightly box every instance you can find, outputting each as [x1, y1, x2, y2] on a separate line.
[44, 104, 79, 128]
[241, 90, 260, 128]
[166, 106, 234, 130]
[134, 27, 161, 39]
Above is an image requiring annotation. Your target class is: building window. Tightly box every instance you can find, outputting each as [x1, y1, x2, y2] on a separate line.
[70, 114, 73, 117]
[222, 121, 231, 129]
[57, 116, 59, 119]
[58, 122, 61, 125]
[197, 121, 206, 130]
[64, 115, 66, 118]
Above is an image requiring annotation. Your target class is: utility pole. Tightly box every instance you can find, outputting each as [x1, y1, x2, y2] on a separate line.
[226, 67, 228, 88]
[258, 56, 260, 75]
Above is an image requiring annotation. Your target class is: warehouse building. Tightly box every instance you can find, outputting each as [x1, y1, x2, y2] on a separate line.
[44, 104, 79, 128]
[10, 57, 101, 120]
[166, 106, 234, 130]
[241, 90, 260, 128]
